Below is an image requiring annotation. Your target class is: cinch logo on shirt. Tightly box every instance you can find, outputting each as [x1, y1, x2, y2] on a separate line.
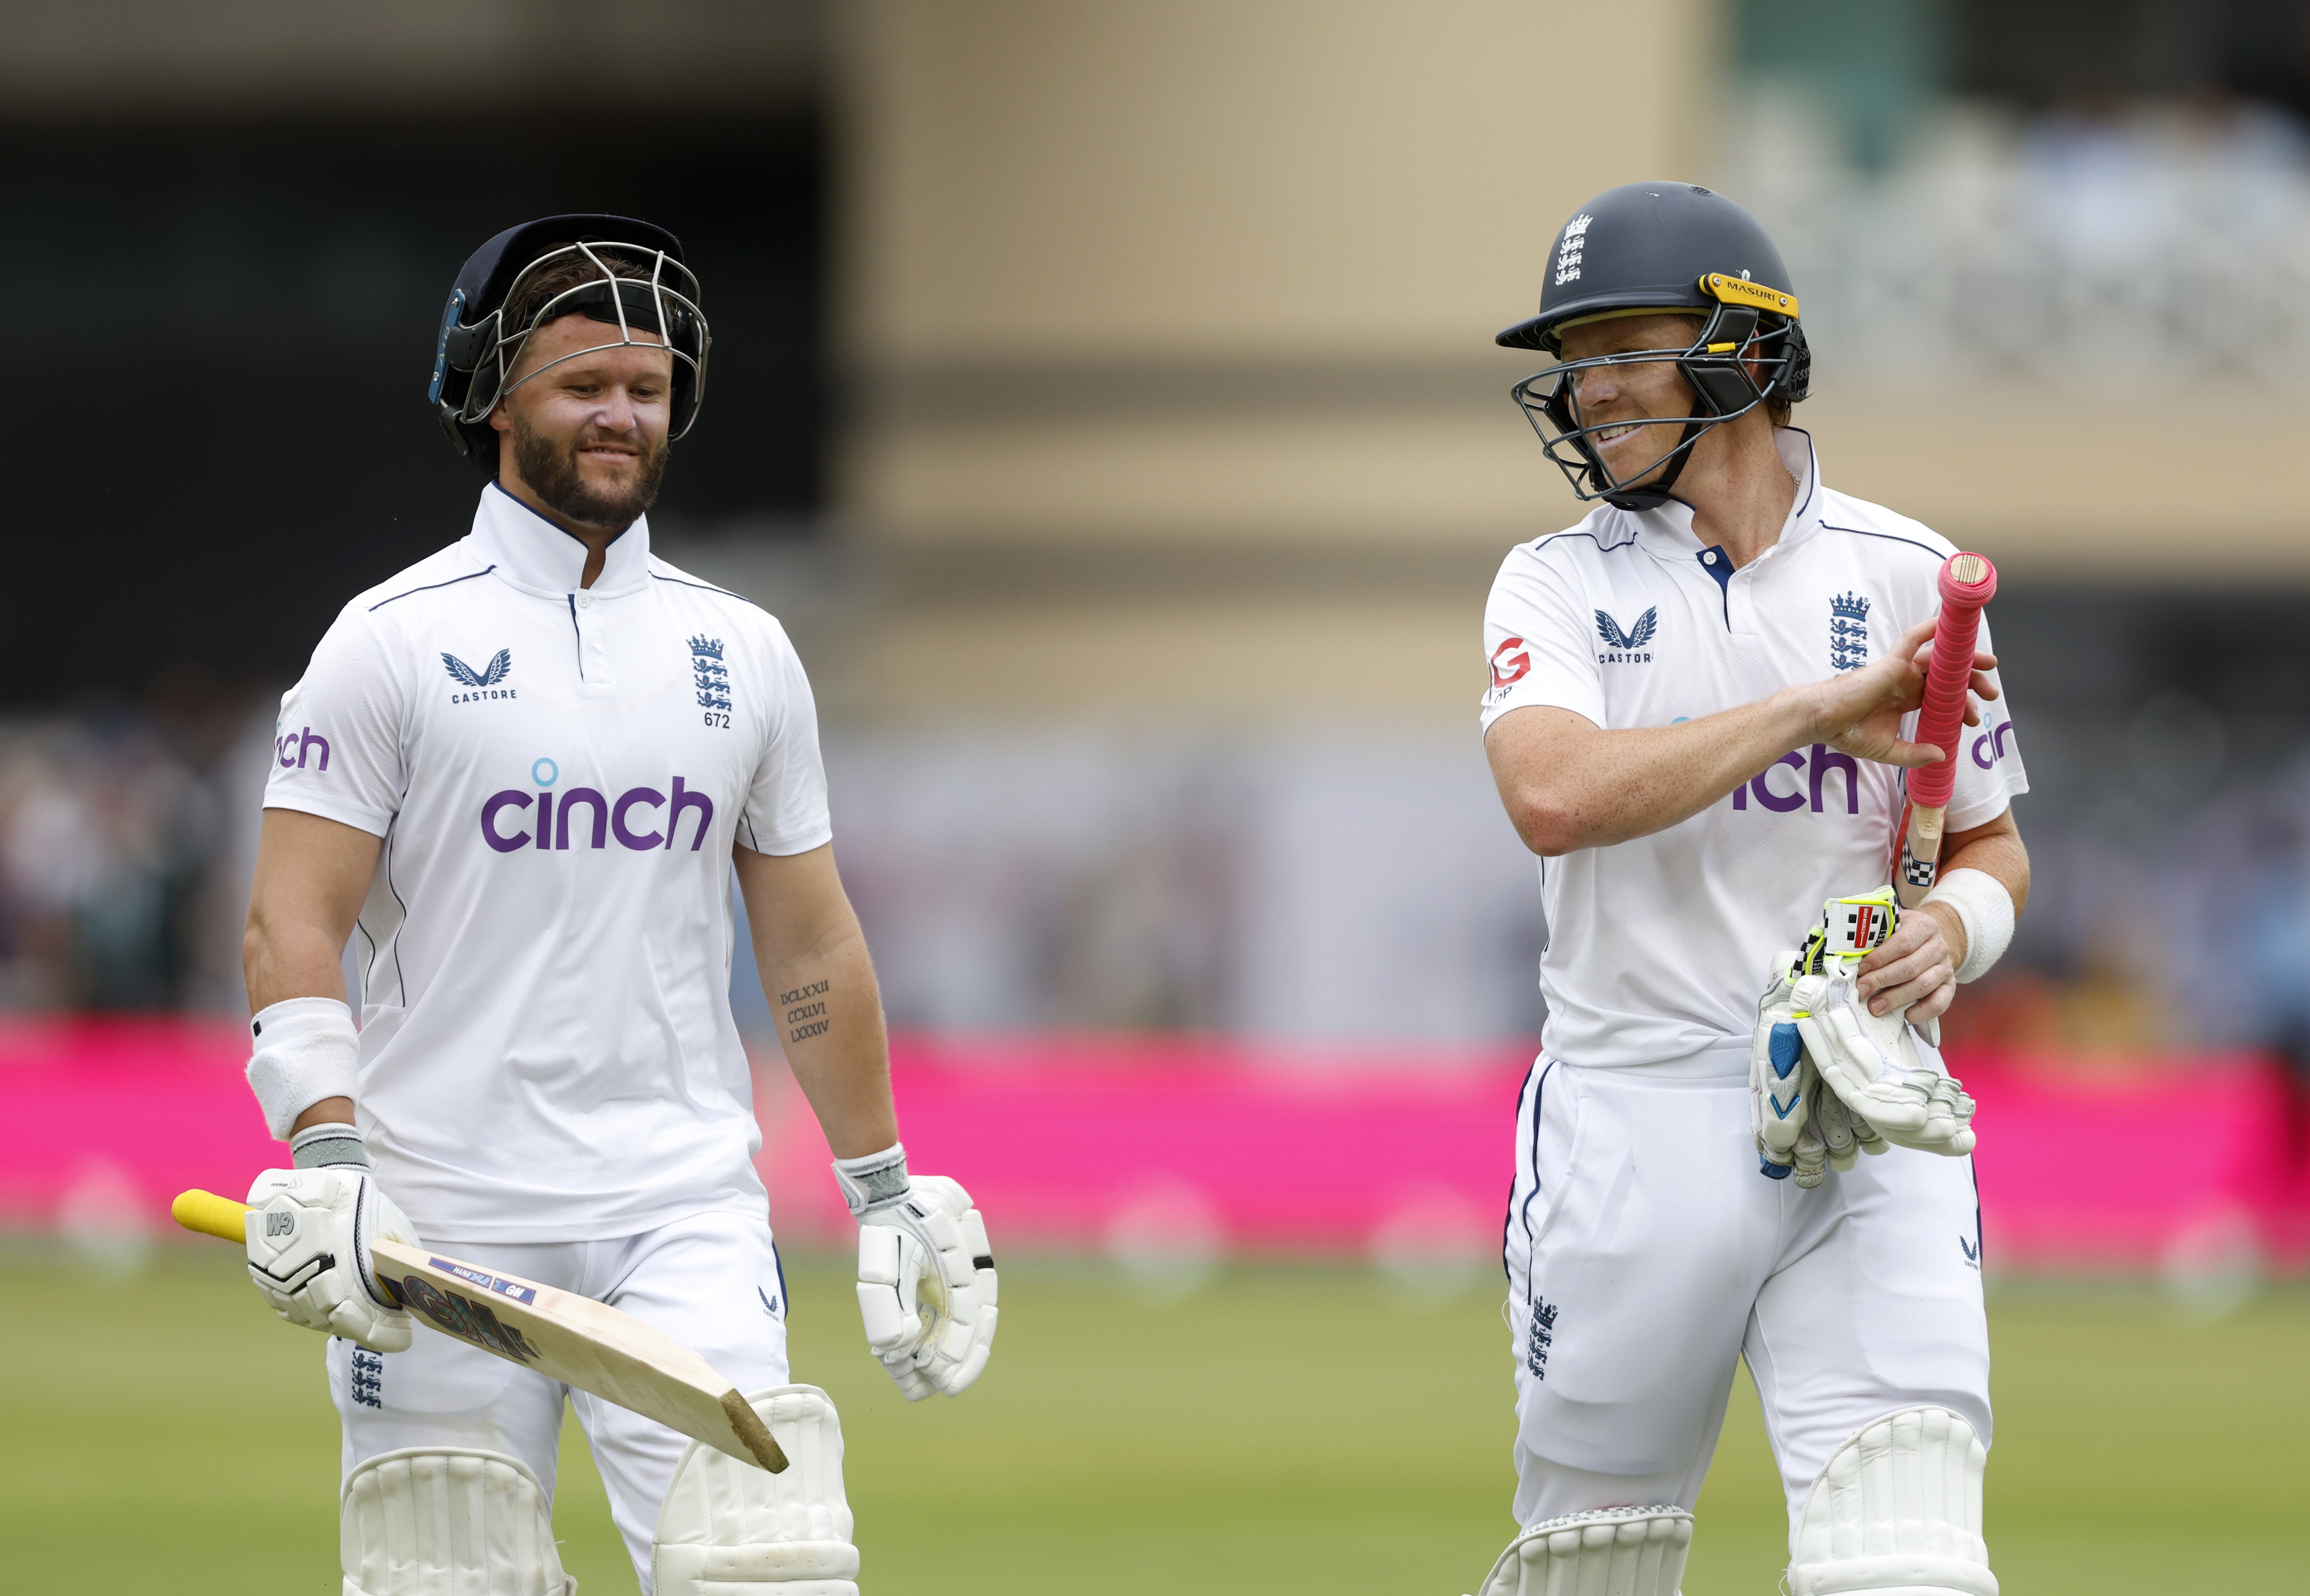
[479, 776, 716, 853]
[276, 726, 330, 770]
[1971, 720, 2016, 768]
[1595, 607, 1657, 664]
[1731, 744, 1864, 814]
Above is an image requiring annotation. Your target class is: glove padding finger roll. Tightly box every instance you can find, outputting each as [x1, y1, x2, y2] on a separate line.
[1790, 1071, 1888, 1188]
[244, 1166, 419, 1353]
[835, 1146, 998, 1401]
[855, 1176, 998, 1400]
[1791, 887, 1977, 1157]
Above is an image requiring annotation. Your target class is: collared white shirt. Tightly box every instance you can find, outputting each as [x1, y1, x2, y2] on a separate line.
[1479, 429, 2028, 1071]
[265, 484, 831, 1241]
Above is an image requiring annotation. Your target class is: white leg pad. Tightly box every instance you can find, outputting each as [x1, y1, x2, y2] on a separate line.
[652, 1385, 860, 1596]
[1468, 1504, 1692, 1596]
[1788, 1406, 1997, 1596]
[341, 1447, 574, 1596]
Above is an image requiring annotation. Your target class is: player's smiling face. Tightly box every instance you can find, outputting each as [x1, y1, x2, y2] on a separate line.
[1556, 314, 1705, 486]
[492, 313, 675, 533]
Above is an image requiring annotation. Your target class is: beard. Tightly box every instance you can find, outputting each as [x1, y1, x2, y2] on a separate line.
[510, 412, 669, 530]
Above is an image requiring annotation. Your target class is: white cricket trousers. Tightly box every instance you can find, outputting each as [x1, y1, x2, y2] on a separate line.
[328, 1208, 791, 1591]
[1501, 1052, 1991, 1544]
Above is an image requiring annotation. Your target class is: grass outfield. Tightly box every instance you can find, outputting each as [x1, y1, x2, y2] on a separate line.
[2, 1247, 2303, 1592]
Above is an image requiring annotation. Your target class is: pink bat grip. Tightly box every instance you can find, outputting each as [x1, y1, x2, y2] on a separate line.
[1909, 553, 1998, 809]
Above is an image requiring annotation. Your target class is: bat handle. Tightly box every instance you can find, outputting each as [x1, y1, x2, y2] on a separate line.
[173, 1188, 253, 1244]
[1909, 552, 1998, 811]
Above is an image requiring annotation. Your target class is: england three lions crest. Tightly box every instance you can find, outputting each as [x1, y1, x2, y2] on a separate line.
[1829, 592, 1870, 671]
[688, 635, 733, 713]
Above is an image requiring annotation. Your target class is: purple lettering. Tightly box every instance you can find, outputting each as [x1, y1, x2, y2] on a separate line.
[297, 727, 330, 771]
[480, 791, 532, 852]
[556, 788, 608, 850]
[1972, 732, 1993, 770]
[1808, 743, 1859, 814]
[535, 791, 553, 850]
[276, 735, 296, 768]
[1750, 752, 1806, 814]
[612, 787, 666, 850]
[666, 778, 713, 851]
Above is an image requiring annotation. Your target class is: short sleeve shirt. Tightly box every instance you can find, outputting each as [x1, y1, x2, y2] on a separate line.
[1479, 429, 2028, 1070]
[265, 484, 831, 1240]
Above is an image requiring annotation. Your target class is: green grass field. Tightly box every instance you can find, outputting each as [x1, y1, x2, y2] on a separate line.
[3, 1246, 2302, 1592]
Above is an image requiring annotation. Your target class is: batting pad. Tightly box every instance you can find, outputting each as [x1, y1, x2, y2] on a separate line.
[1789, 1406, 1996, 1596]
[1469, 1504, 1692, 1596]
[341, 1446, 573, 1596]
[654, 1385, 859, 1596]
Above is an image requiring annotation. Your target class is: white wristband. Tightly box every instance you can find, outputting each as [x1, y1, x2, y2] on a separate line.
[1923, 867, 2015, 985]
[831, 1143, 910, 1220]
[245, 997, 360, 1139]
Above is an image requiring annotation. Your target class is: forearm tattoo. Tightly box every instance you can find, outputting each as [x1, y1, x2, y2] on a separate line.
[780, 978, 831, 1045]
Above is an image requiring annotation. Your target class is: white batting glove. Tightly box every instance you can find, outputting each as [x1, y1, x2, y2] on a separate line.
[243, 1126, 418, 1353]
[1755, 941, 1891, 1187]
[1751, 948, 1814, 1181]
[1791, 887, 1978, 1158]
[833, 1145, 999, 1400]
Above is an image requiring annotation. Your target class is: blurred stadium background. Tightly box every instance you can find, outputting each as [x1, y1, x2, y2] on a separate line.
[3, 2, 2308, 1590]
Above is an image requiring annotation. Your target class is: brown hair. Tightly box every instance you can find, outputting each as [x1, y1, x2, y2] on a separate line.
[507, 246, 660, 333]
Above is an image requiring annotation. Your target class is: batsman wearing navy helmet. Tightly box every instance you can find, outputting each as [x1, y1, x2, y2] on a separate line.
[239, 216, 998, 1595]
[1466, 183, 2030, 1596]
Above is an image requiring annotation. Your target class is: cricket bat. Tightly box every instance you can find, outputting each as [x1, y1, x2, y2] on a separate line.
[1893, 551, 1999, 909]
[172, 1188, 787, 1473]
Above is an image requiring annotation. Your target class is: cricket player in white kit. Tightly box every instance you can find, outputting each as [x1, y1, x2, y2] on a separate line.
[236, 216, 996, 1595]
[1466, 184, 2030, 1596]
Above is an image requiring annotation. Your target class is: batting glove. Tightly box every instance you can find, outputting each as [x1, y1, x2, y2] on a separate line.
[244, 1148, 418, 1353]
[833, 1145, 999, 1400]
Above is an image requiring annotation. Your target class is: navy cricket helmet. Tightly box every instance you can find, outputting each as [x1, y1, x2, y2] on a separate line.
[1498, 182, 1808, 510]
[428, 214, 711, 468]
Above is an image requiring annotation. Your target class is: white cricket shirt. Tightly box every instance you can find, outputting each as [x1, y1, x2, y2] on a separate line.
[1480, 429, 2027, 1072]
[265, 484, 832, 1241]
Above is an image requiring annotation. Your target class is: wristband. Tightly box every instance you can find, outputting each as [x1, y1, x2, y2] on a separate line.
[245, 997, 360, 1139]
[289, 1121, 371, 1170]
[831, 1143, 910, 1220]
[1923, 868, 2015, 985]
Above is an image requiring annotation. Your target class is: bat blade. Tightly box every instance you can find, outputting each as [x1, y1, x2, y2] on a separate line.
[1895, 552, 1998, 907]
[172, 1190, 787, 1473]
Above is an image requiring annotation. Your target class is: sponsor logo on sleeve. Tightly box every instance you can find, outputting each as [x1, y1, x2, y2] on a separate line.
[275, 726, 331, 770]
[1489, 637, 1531, 690]
[443, 648, 517, 704]
[1594, 607, 1657, 663]
[1829, 593, 1871, 671]
[1971, 720, 2016, 768]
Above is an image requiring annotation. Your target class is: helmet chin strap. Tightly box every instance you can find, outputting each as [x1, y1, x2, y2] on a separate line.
[1593, 418, 1707, 511]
